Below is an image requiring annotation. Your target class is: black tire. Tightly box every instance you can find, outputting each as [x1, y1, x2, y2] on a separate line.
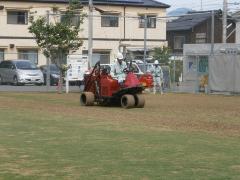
[36, 83, 43, 86]
[0, 75, 3, 85]
[13, 76, 19, 86]
[121, 94, 135, 109]
[80, 92, 95, 106]
[134, 94, 145, 108]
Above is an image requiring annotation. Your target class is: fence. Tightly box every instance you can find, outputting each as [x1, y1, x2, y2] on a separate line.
[2, 12, 238, 94]
[0, 51, 181, 93]
[3, 52, 239, 95]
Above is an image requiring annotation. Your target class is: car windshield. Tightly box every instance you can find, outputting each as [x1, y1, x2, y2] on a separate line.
[101, 65, 112, 73]
[138, 64, 153, 72]
[138, 64, 144, 72]
[15, 61, 38, 70]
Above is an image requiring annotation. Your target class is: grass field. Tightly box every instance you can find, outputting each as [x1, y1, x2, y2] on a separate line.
[0, 92, 240, 179]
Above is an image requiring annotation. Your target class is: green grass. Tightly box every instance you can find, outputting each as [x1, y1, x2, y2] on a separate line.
[0, 93, 240, 179]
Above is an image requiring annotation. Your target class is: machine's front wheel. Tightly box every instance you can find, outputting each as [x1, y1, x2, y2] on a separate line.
[80, 92, 95, 106]
[121, 94, 135, 109]
[134, 94, 145, 108]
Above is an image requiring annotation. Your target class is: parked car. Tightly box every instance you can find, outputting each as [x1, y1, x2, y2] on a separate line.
[0, 60, 44, 85]
[40, 64, 60, 86]
[133, 56, 153, 63]
[138, 63, 154, 73]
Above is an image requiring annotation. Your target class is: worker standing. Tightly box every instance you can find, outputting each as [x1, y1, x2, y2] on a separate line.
[150, 60, 163, 94]
[112, 52, 127, 84]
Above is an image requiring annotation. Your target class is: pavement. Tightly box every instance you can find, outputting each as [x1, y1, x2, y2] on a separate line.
[0, 85, 81, 93]
[0, 82, 197, 94]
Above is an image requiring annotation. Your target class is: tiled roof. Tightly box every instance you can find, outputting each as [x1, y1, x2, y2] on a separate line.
[4, 0, 170, 8]
[167, 11, 216, 31]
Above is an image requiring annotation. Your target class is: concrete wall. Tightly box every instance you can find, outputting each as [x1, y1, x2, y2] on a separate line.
[183, 43, 240, 81]
[236, 21, 240, 44]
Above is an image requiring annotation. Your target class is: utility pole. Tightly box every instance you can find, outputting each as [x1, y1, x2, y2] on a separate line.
[88, 0, 93, 68]
[143, 14, 147, 73]
[209, 10, 215, 94]
[211, 10, 215, 55]
[46, 10, 50, 91]
[223, 0, 227, 43]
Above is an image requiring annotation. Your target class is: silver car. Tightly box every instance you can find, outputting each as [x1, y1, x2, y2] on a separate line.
[0, 60, 44, 85]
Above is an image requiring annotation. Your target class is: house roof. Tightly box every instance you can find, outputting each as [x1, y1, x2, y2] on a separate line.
[231, 11, 240, 21]
[167, 11, 218, 31]
[4, 0, 170, 8]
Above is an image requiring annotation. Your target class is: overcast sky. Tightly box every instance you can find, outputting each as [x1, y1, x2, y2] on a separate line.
[160, 0, 239, 12]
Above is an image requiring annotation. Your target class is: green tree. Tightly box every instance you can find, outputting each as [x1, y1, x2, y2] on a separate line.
[153, 46, 171, 65]
[28, 0, 86, 93]
[153, 46, 183, 84]
[169, 60, 183, 83]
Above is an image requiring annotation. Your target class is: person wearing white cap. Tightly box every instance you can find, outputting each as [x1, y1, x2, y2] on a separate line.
[112, 52, 127, 84]
[150, 60, 163, 94]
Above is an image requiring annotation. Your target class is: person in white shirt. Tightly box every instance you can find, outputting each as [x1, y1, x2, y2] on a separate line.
[112, 52, 127, 84]
[150, 60, 163, 94]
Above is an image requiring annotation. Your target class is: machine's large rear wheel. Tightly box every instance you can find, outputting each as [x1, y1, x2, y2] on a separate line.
[121, 94, 135, 109]
[134, 94, 145, 108]
[80, 92, 95, 106]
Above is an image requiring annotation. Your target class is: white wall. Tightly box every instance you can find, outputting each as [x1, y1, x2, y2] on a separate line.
[236, 21, 240, 44]
[0, 1, 168, 65]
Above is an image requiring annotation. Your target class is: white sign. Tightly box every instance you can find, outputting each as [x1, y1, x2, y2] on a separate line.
[67, 54, 88, 81]
[66, 54, 88, 93]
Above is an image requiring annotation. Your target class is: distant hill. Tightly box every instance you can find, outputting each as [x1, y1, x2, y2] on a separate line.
[167, 8, 194, 16]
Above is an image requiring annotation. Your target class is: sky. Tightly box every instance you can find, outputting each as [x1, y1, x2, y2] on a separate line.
[160, 0, 240, 12]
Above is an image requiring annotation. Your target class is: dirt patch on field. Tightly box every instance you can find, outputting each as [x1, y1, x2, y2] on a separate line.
[0, 93, 240, 137]
[231, 165, 240, 172]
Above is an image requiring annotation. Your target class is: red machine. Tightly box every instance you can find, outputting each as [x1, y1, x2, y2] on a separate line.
[80, 62, 145, 108]
[139, 73, 153, 88]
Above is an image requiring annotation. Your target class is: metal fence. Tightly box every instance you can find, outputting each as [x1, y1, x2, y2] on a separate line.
[2, 12, 238, 94]
[0, 52, 181, 93]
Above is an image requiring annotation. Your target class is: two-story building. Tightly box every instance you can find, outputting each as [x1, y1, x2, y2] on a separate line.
[167, 10, 236, 56]
[0, 0, 170, 65]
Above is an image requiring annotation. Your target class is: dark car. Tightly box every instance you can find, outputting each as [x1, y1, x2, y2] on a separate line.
[40, 64, 60, 86]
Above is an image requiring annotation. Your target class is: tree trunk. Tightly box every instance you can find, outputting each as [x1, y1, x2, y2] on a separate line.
[57, 51, 64, 94]
[58, 70, 64, 94]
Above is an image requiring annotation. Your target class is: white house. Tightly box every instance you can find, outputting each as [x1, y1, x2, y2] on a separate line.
[0, 0, 170, 65]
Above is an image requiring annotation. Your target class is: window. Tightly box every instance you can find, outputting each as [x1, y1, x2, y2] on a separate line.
[187, 56, 197, 72]
[0, 49, 4, 62]
[82, 50, 110, 64]
[0, 61, 4, 68]
[15, 61, 37, 70]
[93, 52, 110, 64]
[139, 15, 156, 28]
[101, 14, 119, 27]
[174, 36, 185, 50]
[196, 33, 206, 44]
[0, 61, 9, 68]
[129, 64, 139, 73]
[18, 49, 38, 64]
[2, 61, 13, 69]
[187, 56, 209, 73]
[7, 11, 28, 25]
[199, 56, 208, 73]
[60, 13, 80, 26]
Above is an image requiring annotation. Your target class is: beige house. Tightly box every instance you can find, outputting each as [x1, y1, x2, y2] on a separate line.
[0, 0, 170, 65]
